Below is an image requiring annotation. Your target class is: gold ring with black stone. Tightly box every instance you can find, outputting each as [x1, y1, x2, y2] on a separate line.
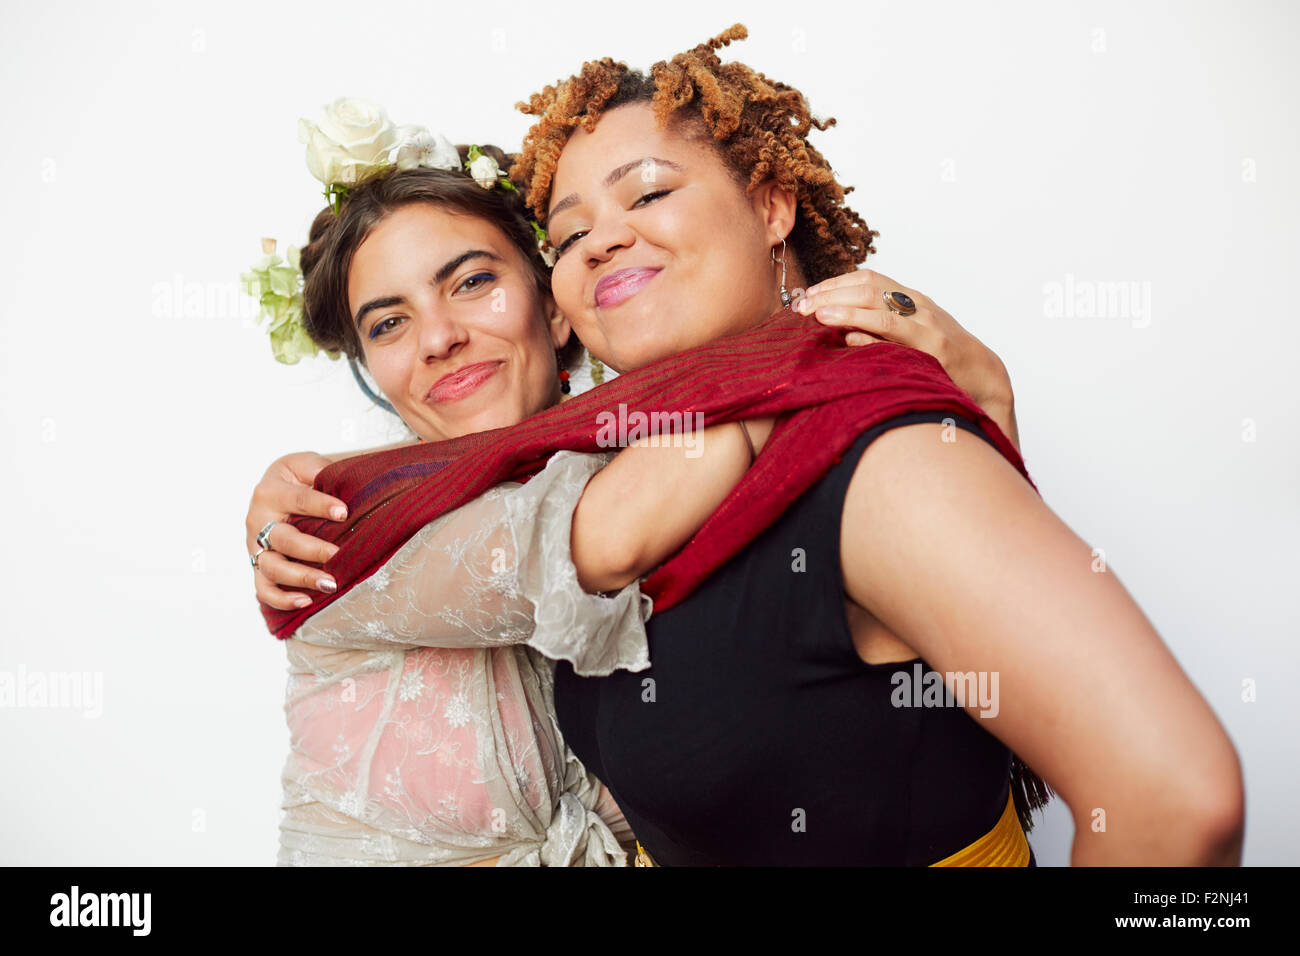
[883, 290, 917, 316]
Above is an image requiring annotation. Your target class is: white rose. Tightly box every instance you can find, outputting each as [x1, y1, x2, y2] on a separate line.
[467, 153, 501, 189]
[298, 97, 400, 187]
[390, 126, 462, 172]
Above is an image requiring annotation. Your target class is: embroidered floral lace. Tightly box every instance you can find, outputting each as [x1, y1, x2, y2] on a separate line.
[278, 451, 652, 865]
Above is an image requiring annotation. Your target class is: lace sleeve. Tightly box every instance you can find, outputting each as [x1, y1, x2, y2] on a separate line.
[291, 450, 653, 676]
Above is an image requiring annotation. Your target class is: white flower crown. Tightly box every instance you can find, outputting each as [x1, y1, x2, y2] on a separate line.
[242, 97, 557, 365]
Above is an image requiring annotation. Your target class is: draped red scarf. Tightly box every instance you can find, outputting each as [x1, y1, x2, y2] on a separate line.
[259, 305, 1053, 826]
[262, 304, 1037, 637]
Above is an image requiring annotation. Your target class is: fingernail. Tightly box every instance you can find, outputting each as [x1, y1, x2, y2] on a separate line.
[796, 298, 814, 314]
[293, 595, 312, 608]
[330, 505, 347, 521]
[819, 306, 846, 320]
[318, 578, 337, 594]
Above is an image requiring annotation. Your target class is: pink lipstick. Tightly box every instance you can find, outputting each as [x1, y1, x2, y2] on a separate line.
[595, 268, 661, 309]
[426, 361, 501, 404]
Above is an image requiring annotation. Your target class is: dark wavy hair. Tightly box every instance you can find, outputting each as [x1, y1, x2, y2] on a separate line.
[299, 146, 584, 385]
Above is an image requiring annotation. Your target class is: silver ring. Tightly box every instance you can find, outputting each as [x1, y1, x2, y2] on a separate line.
[250, 546, 269, 571]
[256, 521, 277, 551]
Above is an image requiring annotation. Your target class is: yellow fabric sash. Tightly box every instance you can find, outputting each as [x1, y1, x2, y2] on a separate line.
[633, 789, 1031, 866]
[929, 789, 1031, 866]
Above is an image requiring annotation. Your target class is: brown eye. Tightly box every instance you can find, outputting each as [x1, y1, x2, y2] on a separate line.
[633, 190, 671, 207]
[556, 231, 587, 256]
[369, 316, 405, 340]
[454, 271, 496, 294]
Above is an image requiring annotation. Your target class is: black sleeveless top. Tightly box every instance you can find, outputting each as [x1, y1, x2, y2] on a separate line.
[554, 410, 1025, 866]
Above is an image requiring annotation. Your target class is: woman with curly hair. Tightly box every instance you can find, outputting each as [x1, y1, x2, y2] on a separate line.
[257, 136, 794, 865]
[252, 25, 1243, 866]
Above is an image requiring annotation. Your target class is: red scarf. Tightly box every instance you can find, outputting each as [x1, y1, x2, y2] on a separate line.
[263, 305, 1036, 637]
[257, 304, 1052, 828]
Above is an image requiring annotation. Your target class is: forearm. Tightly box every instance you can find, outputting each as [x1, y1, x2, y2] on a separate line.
[571, 421, 760, 593]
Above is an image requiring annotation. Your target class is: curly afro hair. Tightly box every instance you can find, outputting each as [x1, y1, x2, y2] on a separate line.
[510, 23, 879, 287]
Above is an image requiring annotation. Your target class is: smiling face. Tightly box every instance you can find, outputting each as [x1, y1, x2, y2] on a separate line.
[347, 203, 568, 441]
[544, 102, 801, 373]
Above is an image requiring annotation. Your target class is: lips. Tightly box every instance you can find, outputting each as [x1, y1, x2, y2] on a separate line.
[594, 267, 661, 309]
[426, 361, 502, 404]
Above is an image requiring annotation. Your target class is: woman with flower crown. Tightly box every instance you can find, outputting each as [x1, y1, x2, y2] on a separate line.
[249, 26, 1242, 867]
[247, 97, 792, 866]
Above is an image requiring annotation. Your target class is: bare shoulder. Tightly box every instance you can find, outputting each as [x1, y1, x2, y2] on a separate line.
[843, 420, 1038, 534]
[836, 419, 1241, 840]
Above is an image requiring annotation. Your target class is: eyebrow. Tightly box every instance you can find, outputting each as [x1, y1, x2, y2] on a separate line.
[353, 249, 505, 328]
[546, 156, 686, 223]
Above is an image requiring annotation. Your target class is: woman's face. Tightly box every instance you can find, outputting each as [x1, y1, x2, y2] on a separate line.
[348, 203, 568, 442]
[545, 102, 798, 373]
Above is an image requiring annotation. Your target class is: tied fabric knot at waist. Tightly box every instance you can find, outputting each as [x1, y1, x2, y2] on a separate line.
[498, 792, 628, 867]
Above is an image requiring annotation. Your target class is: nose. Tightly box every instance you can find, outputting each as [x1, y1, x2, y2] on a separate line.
[416, 305, 469, 363]
[583, 211, 637, 268]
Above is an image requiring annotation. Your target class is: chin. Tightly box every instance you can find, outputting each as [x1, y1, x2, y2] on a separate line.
[618, 333, 684, 371]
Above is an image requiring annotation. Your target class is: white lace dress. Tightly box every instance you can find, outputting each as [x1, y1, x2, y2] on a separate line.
[278, 450, 653, 866]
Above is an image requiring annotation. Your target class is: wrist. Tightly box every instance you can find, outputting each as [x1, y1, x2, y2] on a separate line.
[981, 358, 1015, 415]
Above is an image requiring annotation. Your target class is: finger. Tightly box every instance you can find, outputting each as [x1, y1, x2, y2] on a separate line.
[268, 523, 341, 565]
[246, 480, 347, 556]
[801, 271, 930, 319]
[802, 268, 878, 298]
[250, 480, 348, 527]
[255, 571, 315, 611]
[279, 451, 338, 487]
[844, 331, 885, 347]
[256, 549, 338, 593]
[798, 283, 886, 313]
[286, 483, 349, 522]
[812, 306, 923, 344]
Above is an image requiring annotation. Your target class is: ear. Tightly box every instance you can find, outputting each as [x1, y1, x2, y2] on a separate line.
[751, 179, 799, 246]
[541, 293, 572, 350]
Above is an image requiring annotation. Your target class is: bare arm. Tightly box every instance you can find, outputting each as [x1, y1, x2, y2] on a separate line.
[839, 423, 1243, 865]
[287, 417, 772, 669]
[570, 418, 774, 593]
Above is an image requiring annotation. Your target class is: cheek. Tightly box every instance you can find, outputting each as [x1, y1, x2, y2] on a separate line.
[483, 303, 553, 390]
[360, 342, 411, 400]
[550, 261, 585, 318]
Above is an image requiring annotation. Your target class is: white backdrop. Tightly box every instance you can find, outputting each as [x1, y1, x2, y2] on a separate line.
[1, 0, 1295, 865]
